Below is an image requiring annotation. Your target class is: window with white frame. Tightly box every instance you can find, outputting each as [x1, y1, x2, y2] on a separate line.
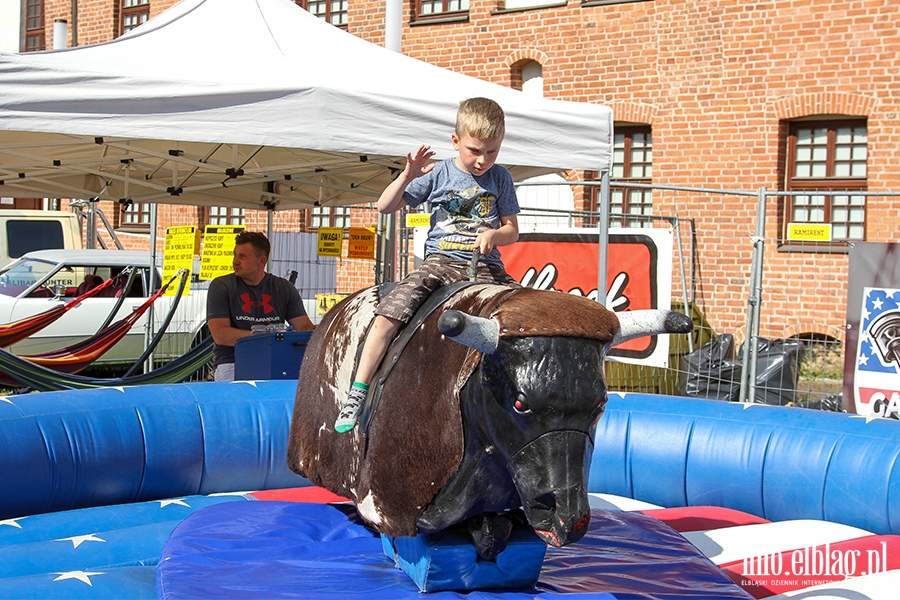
[205, 206, 246, 226]
[785, 119, 867, 243]
[309, 206, 350, 229]
[295, 0, 347, 27]
[25, 0, 45, 52]
[415, 0, 469, 19]
[592, 126, 652, 228]
[120, 0, 150, 36]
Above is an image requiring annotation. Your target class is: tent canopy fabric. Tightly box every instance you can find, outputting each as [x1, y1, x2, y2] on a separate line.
[0, 0, 613, 210]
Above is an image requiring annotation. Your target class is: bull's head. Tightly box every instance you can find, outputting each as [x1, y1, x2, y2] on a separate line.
[437, 304, 692, 548]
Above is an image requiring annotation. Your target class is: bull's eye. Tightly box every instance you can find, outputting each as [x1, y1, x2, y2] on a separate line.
[513, 392, 530, 414]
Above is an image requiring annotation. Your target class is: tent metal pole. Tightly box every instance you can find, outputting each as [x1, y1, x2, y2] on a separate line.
[597, 170, 610, 307]
[379, 0, 402, 283]
[145, 202, 159, 374]
[384, 0, 401, 52]
[53, 19, 67, 50]
[266, 207, 273, 274]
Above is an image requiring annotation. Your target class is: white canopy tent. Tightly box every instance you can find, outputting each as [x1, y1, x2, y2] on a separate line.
[0, 0, 612, 211]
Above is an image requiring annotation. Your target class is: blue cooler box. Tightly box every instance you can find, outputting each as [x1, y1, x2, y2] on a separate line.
[234, 330, 313, 380]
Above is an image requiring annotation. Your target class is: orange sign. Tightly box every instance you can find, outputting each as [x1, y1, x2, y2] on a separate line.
[347, 227, 375, 259]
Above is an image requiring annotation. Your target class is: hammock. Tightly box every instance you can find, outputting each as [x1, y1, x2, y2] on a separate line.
[0, 336, 213, 391]
[0, 270, 186, 387]
[0, 276, 121, 348]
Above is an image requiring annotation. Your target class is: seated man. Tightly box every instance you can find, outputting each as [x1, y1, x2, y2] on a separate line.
[206, 231, 314, 382]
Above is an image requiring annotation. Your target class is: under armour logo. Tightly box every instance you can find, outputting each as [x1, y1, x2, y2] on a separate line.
[241, 293, 274, 314]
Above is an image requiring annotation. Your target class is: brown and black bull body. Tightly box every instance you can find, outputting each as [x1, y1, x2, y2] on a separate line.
[287, 283, 690, 550]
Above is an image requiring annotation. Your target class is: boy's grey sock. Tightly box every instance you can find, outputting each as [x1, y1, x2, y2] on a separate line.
[335, 382, 368, 433]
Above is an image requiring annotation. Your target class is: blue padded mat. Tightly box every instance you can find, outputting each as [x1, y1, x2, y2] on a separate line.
[157, 501, 752, 599]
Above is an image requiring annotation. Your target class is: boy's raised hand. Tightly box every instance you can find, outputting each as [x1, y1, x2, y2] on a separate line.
[405, 144, 436, 179]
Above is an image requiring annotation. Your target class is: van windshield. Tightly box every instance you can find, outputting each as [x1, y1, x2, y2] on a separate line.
[0, 259, 58, 297]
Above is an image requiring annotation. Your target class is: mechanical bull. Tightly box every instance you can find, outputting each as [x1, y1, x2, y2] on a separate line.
[287, 282, 691, 554]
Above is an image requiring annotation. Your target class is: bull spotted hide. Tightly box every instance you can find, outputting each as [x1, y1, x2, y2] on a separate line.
[287, 284, 619, 537]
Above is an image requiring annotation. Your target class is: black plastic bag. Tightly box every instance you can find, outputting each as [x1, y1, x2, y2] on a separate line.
[740, 337, 806, 406]
[679, 334, 742, 401]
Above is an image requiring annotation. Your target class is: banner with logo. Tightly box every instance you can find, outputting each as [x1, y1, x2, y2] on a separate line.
[844, 242, 900, 415]
[501, 228, 674, 367]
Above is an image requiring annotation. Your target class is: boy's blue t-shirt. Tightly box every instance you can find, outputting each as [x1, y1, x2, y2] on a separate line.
[403, 158, 520, 266]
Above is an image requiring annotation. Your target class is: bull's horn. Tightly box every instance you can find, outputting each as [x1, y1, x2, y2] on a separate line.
[438, 310, 499, 354]
[612, 310, 693, 347]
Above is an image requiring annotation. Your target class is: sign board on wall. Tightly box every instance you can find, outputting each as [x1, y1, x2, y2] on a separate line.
[317, 228, 342, 257]
[162, 226, 197, 296]
[501, 228, 674, 367]
[199, 225, 245, 281]
[347, 227, 375, 259]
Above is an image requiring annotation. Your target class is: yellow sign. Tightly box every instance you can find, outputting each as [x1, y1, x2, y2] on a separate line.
[787, 223, 832, 242]
[317, 228, 343, 257]
[406, 213, 431, 228]
[316, 292, 347, 316]
[199, 225, 246, 281]
[347, 227, 376, 259]
[162, 226, 197, 296]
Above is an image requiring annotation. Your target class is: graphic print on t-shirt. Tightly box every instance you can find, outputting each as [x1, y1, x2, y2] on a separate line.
[435, 186, 495, 253]
[241, 293, 275, 314]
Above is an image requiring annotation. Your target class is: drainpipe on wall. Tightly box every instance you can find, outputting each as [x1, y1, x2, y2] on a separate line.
[71, 0, 77, 47]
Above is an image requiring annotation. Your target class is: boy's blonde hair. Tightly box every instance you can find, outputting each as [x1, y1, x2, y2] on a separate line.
[456, 97, 505, 140]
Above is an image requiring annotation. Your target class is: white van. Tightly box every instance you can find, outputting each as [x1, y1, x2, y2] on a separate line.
[0, 210, 83, 268]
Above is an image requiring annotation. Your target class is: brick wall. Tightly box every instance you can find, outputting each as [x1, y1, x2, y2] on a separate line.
[345, 0, 900, 342]
[29, 0, 900, 344]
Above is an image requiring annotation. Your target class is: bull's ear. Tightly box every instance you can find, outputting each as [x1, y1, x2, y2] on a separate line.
[438, 310, 500, 354]
[612, 310, 693, 347]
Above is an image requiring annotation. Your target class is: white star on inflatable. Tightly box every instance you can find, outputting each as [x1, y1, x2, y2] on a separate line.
[0, 396, 11, 404]
[56, 533, 106, 548]
[159, 498, 191, 508]
[872, 296, 885, 311]
[738, 402, 773, 410]
[230, 380, 258, 387]
[0, 518, 22, 528]
[53, 570, 106, 586]
[850, 414, 884, 424]
[859, 353, 870, 366]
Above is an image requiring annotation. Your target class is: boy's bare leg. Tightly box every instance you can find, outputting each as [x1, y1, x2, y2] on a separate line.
[335, 315, 402, 433]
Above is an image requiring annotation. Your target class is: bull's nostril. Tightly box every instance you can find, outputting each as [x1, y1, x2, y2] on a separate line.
[573, 516, 589, 531]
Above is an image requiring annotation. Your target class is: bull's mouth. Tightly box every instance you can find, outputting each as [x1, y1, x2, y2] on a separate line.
[507, 430, 594, 548]
[534, 528, 561, 547]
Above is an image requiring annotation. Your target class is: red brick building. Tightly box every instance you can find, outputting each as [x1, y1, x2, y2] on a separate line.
[12, 0, 900, 350]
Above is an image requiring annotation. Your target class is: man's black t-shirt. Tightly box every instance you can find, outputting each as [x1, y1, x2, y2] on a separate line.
[206, 272, 307, 367]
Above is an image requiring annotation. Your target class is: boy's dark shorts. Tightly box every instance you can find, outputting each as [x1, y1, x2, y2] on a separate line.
[375, 254, 519, 324]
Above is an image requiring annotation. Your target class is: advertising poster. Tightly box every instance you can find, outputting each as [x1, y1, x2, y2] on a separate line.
[501, 228, 674, 367]
[844, 242, 900, 414]
[852, 287, 900, 417]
